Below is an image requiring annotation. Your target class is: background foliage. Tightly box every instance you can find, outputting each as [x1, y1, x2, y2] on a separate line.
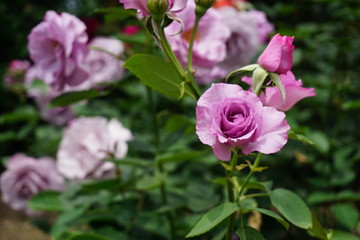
[1, 0, 360, 239]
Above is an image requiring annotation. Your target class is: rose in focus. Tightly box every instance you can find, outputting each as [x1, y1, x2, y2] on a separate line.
[196, 83, 290, 161]
[258, 33, 295, 74]
[242, 71, 316, 111]
[57, 117, 133, 181]
[0, 154, 64, 214]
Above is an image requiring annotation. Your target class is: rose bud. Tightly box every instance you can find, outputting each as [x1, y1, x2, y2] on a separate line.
[257, 33, 295, 74]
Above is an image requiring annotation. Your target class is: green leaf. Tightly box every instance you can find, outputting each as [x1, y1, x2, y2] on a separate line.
[252, 66, 268, 95]
[136, 173, 164, 190]
[225, 64, 259, 82]
[270, 188, 312, 229]
[66, 233, 108, 240]
[288, 130, 314, 145]
[28, 191, 64, 211]
[105, 157, 151, 167]
[185, 202, 240, 238]
[328, 230, 360, 240]
[308, 213, 328, 240]
[156, 150, 204, 163]
[246, 207, 289, 230]
[49, 90, 107, 107]
[123, 54, 195, 99]
[269, 72, 286, 103]
[237, 227, 265, 240]
[307, 131, 330, 154]
[332, 203, 359, 231]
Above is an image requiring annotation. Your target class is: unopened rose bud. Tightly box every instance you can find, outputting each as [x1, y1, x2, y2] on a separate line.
[195, 0, 215, 9]
[147, 0, 169, 16]
[195, 0, 215, 16]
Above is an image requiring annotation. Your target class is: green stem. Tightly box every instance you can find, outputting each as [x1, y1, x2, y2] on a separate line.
[239, 192, 269, 201]
[238, 153, 262, 200]
[155, 20, 201, 99]
[225, 151, 239, 240]
[187, 15, 200, 72]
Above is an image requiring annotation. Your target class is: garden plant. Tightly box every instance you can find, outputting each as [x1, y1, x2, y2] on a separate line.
[1, 0, 360, 240]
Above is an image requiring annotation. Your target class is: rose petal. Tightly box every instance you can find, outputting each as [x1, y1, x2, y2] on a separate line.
[242, 107, 290, 154]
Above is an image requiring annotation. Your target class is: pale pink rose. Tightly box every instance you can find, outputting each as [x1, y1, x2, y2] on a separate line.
[72, 37, 125, 91]
[27, 10, 89, 91]
[249, 10, 274, 43]
[4, 60, 31, 87]
[215, 7, 262, 76]
[196, 83, 290, 161]
[257, 33, 294, 74]
[119, 0, 188, 16]
[0, 154, 64, 214]
[165, 0, 231, 84]
[57, 117, 133, 181]
[25, 66, 75, 126]
[242, 71, 316, 111]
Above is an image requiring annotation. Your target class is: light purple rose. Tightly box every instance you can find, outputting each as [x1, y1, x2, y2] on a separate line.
[119, 0, 188, 16]
[215, 7, 271, 76]
[249, 10, 274, 44]
[27, 10, 89, 91]
[165, 0, 231, 84]
[25, 66, 75, 126]
[4, 60, 31, 87]
[242, 71, 316, 111]
[57, 117, 133, 181]
[72, 37, 125, 91]
[196, 83, 290, 161]
[257, 33, 295, 74]
[0, 154, 64, 214]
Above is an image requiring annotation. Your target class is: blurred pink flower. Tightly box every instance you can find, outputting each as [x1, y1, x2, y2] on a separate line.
[28, 10, 89, 91]
[57, 117, 133, 181]
[258, 33, 295, 74]
[249, 10, 274, 43]
[4, 60, 31, 87]
[165, 0, 231, 84]
[73, 37, 125, 91]
[243, 71, 316, 111]
[216, 7, 273, 76]
[0, 154, 64, 214]
[196, 83, 290, 161]
[119, 0, 188, 16]
[122, 25, 141, 35]
[25, 65, 75, 126]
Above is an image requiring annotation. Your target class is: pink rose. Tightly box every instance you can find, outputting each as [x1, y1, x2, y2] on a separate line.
[196, 83, 290, 161]
[0, 154, 64, 214]
[4, 60, 31, 87]
[242, 71, 316, 111]
[165, 0, 231, 84]
[257, 33, 294, 74]
[57, 117, 133, 181]
[27, 10, 89, 91]
[73, 37, 125, 91]
[119, 0, 188, 16]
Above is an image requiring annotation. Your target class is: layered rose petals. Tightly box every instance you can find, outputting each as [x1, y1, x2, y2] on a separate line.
[196, 83, 290, 161]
